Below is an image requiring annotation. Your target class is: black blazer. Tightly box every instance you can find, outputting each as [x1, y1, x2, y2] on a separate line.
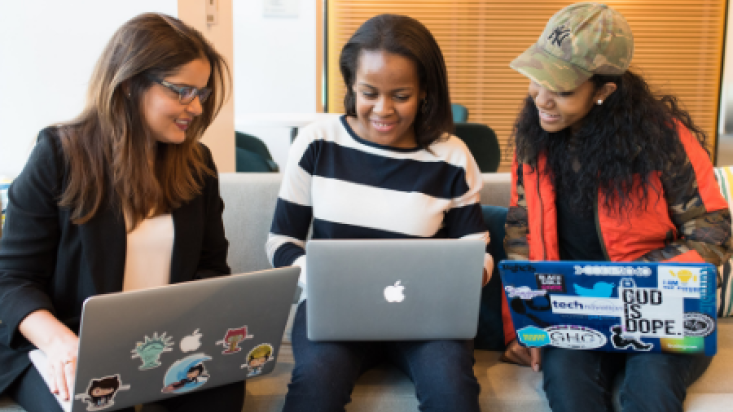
[0, 128, 231, 394]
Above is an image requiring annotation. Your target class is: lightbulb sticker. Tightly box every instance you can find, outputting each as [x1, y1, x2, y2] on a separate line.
[658, 266, 702, 298]
[131, 332, 174, 370]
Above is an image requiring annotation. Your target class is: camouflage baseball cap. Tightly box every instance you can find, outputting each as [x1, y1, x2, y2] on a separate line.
[510, 2, 634, 92]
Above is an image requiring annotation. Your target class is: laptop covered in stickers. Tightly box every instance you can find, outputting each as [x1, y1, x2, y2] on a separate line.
[498, 261, 717, 356]
[29, 266, 300, 412]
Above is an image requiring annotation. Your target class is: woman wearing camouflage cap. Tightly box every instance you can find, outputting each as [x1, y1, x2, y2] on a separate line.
[502, 2, 731, 411]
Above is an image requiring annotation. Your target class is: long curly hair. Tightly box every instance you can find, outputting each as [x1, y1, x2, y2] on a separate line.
[511, 70, 707, 217]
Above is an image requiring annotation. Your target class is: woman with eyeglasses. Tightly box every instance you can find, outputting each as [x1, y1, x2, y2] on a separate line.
[0, 13, 244, 412]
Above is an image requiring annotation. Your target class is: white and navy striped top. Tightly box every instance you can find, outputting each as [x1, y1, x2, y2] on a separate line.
[266, 115, 491, 297]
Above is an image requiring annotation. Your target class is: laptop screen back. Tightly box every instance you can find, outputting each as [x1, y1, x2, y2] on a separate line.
[52, 267, 300, 412]
[498, 261, 717, 356]
[306, 239, 485, 341]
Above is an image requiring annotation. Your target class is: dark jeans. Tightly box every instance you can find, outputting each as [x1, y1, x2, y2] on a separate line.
[8, 363, 245, 412]
[282, 301, 481, 412]
[542, 346, 712, 412]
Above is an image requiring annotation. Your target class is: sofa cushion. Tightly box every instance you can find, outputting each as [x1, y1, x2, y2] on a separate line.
[220, 173, 282, 275]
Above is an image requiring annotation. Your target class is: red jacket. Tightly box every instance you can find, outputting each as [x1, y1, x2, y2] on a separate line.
[502, 123, 732, 344]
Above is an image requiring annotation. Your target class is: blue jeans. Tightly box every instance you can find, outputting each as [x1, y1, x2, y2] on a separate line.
[282, 301, 481, 412]
[542, 347, 712, 412]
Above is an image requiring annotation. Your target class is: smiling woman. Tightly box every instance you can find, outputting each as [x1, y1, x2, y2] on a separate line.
[266, 14, 493, 412]
[346, 50, 424, 149]
[502, 3, 732, 412]
[0, 12, 246, 412]
[142, 58, 212, 145]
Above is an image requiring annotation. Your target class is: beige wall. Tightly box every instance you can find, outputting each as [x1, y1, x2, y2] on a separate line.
[178, 0, 235, 172]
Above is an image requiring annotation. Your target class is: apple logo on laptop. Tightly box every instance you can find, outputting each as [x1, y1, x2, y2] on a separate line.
[384, 281, 405, 303]
[180, 329, 203, 353]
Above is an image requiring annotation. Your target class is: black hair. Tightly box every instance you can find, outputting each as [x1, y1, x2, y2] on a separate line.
[510, 70, 707, 217]
[339, 14, 453, 149]
[88, 376, 120, 396]
[188, 364, 204, 376]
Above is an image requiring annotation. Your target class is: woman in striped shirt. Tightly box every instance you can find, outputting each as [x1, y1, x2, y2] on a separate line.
[267, 14, 493, 412]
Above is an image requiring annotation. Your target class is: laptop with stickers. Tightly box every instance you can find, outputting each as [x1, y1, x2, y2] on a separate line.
[498, 260, 717, 356]
[305, 239, 485, 341]
[29, 267, 300, 412]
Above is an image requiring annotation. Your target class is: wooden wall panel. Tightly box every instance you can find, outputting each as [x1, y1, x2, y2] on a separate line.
[327, 1, 726, 171]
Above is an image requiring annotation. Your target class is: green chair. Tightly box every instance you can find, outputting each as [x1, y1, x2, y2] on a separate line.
[451, 103, 469, 123]
[235, 132, 279, 172]
[453, 123, 501, 173]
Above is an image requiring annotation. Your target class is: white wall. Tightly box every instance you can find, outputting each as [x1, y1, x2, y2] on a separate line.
[232, 0, 319, 169]
[179, 0, 236, 173]
[0, 1, 178, 179]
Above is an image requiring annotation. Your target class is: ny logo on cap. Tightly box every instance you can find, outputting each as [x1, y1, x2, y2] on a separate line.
[548, 25, 571, 47]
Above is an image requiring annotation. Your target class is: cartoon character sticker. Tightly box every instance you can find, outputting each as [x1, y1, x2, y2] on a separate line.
[161, 353, 212, 394]
[241, 343, 274, 377]
[131, 332, 174, 370]
[610, 325, 653, 351]
[74, 375, 130, 411]
[215, 326, 253, 354]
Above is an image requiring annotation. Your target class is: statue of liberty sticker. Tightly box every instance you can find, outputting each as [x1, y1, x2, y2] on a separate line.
[131, 332, 174, 370]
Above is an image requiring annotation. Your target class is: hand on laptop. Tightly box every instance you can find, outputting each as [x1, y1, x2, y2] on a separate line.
[45, 334, 79, 401]
[500, 339, 541, 372]
[18, 309, 79, 400]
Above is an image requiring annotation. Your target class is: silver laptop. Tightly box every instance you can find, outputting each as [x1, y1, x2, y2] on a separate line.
[30, 267, 300, 412]
[306, 239, 485, 341]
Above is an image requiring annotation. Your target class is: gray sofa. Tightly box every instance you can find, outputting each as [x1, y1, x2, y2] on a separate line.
[1, 172, 732, 411]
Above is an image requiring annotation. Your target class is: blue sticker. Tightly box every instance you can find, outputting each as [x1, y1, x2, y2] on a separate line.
[517, 326, 550, 347]
[573, 281, 614, 298]
[161, 353, 212, 394]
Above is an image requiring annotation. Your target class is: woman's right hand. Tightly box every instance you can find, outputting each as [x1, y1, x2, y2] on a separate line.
[18, 310, 79, 400]
[501, 338, 542, 372]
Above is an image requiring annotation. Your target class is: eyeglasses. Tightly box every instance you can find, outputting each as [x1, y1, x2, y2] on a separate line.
[151, 78, 212, 105]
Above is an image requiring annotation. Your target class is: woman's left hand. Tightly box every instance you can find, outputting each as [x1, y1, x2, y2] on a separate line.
[501, 339, 542, 372]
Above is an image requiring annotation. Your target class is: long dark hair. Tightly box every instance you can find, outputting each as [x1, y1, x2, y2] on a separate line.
[511, 70, 707, 217]
[58, 13, 230, 230]
[339, 14, 453, 149]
